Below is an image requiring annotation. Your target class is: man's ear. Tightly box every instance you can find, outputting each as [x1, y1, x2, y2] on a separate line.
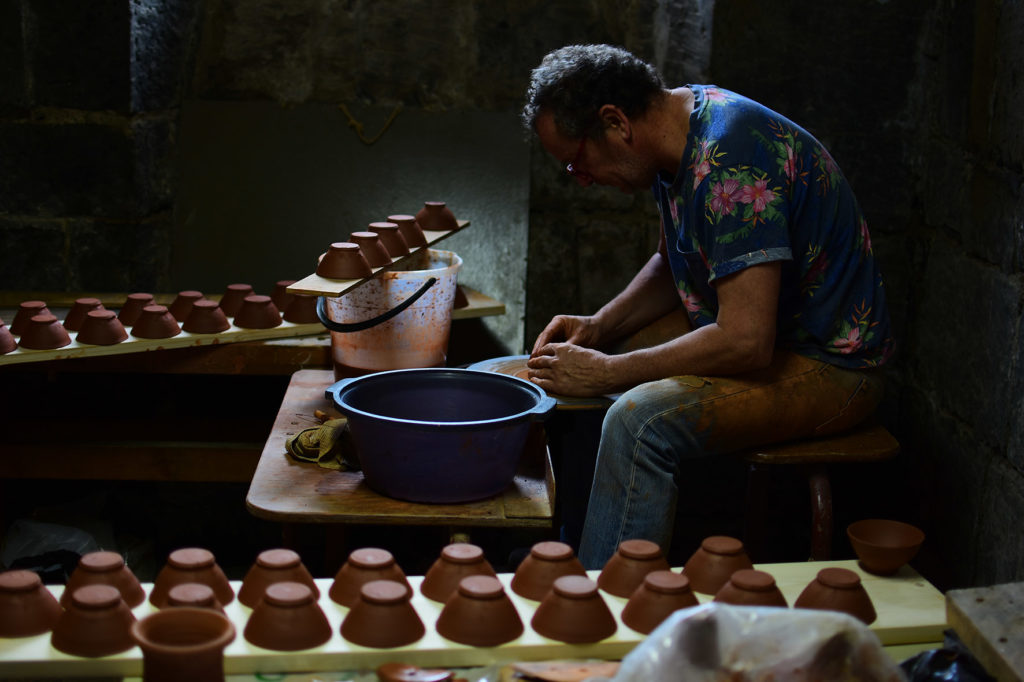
[598, 104, 632, 140]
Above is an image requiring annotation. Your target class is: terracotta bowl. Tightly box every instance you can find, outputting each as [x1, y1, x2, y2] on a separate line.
[0, 320, 17, 354]
[597, 539, 671, 598]
[415, 201, 458, 231]
[131, 304, 182, 339]
[11, 300, 50, 336]
[348, 232, 392, 267]
[149, 548, 235, 608]
[18, 313, 72, 350]
[0, 569, 62, 637]
[238, 548, 319, 608]
[510, 541, 587, 601]
[620, 570, 699, 635]
[168, 290, 204, 322]
[794, 566, 877, 624]
[243, 582, 332, 651]
[387, 214, 428, 247]
[117, 293, 154, 326]
[329, 547, 410, 607]
[530, 575, 617, 644]
[420, 543, 497, 604]
[63, 297, 105, 331]
[713, 568, 788, 608]
[283, 294, 321, 324]
[51, 584, 137, 658]
[166, 583, 223, 612]
[76, 309, 129, 345]
[61, 550, 145, 608]
[368, 221, 410, 257]
[847, 519, 925, 575]
[233, 295, 282, 330]
[182, 300, 231, 334]
[271, 279, 297, 312]
[340, 579, 425, 649]
[218, 283, 254, 317]
[435, 575, 523, 647]
[317, 242, 373, 279]
[682, 535, 754, 595]
[132, 607, 235, 682]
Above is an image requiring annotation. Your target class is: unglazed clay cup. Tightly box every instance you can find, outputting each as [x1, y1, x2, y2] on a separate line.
[340, 579, 425, 649]
[421, 543, 497, 604]
[0, 320, 17, 354]
[243, 582, 332, 651]
[435, 575, 523, 647]
[76, 309, 129, 345]
[0, 569, 62, 637]
[182, 300, 231, 334]
[387, 213, 428, 247]
[271, 279, 297, 312]
[233, 294, 282, 329]
[620, 570, 699, 635]
[149, 548, 235, 608]
[847, 519, 925, 575]
[597, 539, 671, 598]
[283, 294, 321, 324]
[18, 313, 72, 350]
[63, 297, 105, 331]
[713, 568, 788, 608]
[368, 221, 410, 257]
[317, 241, 373, 279]
[329, 547, 410, 607]
[349, 231, 392, 267]
[415, 201, 458, 231]
[117, 292, 154, 326]
[530, 575, 617, 644]
[166, 583, 223, 612]
[794, 566, 877, 624]
[51, 584, 137, 658]
[682, 535, 754, 595]
[61, 551, 145, 608]
[238, 548, 319, 608]
[218, 283, 254, 317]
[132, 607, 235, 682]
[11, 300, 50, 335]
[131, 304, 182, 339]
[168, 290, 204, 322]
[510, 541, 587, 601]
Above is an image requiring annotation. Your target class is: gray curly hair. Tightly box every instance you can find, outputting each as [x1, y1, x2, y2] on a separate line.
[522, 44, 665, 139]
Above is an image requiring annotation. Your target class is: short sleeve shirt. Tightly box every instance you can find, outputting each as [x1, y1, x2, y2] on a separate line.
[653, 85, 894, 368]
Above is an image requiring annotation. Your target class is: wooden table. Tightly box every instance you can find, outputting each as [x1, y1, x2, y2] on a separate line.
[947, 582, 1024, 681]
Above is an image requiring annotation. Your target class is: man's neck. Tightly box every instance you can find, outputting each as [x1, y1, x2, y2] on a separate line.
[642, 87, 695, 175]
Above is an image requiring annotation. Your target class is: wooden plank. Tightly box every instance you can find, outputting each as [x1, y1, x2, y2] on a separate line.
[947, 583, 1024, 682]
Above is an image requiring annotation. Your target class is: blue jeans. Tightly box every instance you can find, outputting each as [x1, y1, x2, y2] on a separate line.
[576, 351, 884, 569]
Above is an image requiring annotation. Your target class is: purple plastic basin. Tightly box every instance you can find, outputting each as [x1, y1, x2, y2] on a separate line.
[326, 368, 556, 504]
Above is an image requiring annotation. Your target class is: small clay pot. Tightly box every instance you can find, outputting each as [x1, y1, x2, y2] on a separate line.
[415, 201, 458, 231]
[421, 543, 497, 603]
[218, 283, 254, 317]
[329, 547, 410, 607]
[387, 214, 428, 248]
[340, 579, 425, 648]
[283, 294, 321, 324]
[620, 570, 699, 635]
[11, 300, 50, 336]
[131, 304, 182, 339]
[794, 567, 877, 624]
[0, 569, 62, 637]
[167, 583, 223, 612]
[349, 231, 392, 267]
[368, 221, 410, 257]
[435, 575, 523, 647]
[51, 584, 137, 658]
[271, 279, 297, 312]
[713, 568, 788, 608]
[377, 663, 454, 682]
[244, 582, 332, 651]
[76, 309, 129, 345]
[182, 300, 231, 334]
[233, 294, 282, 329]
[132, 607, 236, 682]
[682, 536, 754, 595]
[597, 539, 671, 598]
[0, 320, 17, 354]
[238, 548, 319, 608]
[63, 297, 105, 331]
[117, 292, 154, 326]
[530, 575, 617, 644]
[317, 241, 373, 279]
[149, 548, 235, 608]
[510, 541, 587, 601]
[61, 551, 145, 608]
[18, 313, 72, 350]
[847, 519, 925, 575]
[168, 290, 204, 322]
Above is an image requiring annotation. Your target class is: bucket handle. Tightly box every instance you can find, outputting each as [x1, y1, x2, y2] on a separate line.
[316, 277, 438, 333]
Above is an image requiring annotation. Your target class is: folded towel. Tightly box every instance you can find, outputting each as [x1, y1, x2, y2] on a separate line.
[285, 417, 360, 471]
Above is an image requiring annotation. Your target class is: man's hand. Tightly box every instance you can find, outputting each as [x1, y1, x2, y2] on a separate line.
[530, 315, 604, 356]
[526, 342, 615, 397]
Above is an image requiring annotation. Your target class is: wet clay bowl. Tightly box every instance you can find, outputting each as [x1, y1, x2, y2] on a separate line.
[317, 241, 373, 279]
[238, 548, 319, 608]
[713, 568, 788, 608]
[283, 294, 321, 324]
[340, 579, 425, 649]
[168, 290, 204, 321]
[682, 535, 754, 595]
[149, 548, 235, 607]
[348, 231, 392, 267]
[271, 279, 297, 311]
[387, 213, 428, 247]
[166, 582, 223, 612]
[368, 221, 410, 257]
[620, 570, 699, 635]
[51, 584, 137, 658]
[847, 519, 925, 575]
[76, 309, 129, 345]
[794, 566, 877, 624]
[511, 541, 588, 601]
[18, 313, 72, 350]
[131, 304, 182, 339]
[243, 582, 331, 651]
[11, 300, 50, 335]
[415, 201, 458, 231]
[63, 297, 105, 331]
[329, 547, 410, 607]
[597, 538, 671, 598]
[421, 543, 497, 604]
[0, 320, 17, 354]
[61, 550, 145, 608]
[0, 569, 62, 637]
[217, 283, 254, 317]
[232, 294, 282, 330]
[435, 575, 523, 647]
[132, 607, 236, 682]
[530, 575, 617, 644]
[182, 300, 231, 334]
[117, 292, 154, 326]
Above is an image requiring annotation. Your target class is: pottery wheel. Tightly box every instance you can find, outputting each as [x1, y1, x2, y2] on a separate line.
[467, 355, 616, 410]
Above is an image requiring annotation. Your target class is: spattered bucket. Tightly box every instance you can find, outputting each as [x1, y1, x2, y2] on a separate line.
[322, 249, 462, 379]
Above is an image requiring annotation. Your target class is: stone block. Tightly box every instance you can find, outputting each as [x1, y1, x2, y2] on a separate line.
[966, 164, 1023, 271]
[0, 0, 28, 115]
[971, 456, 1024, 587]
[66, 215, 172, 292]
[132, 116, 176, 213]
[989, 3, 1024, 166]
[0, 217, 67, 291]
[130, 0, 202, 112]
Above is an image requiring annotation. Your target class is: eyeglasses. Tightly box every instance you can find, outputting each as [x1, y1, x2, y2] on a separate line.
[566, 136, 590, 180]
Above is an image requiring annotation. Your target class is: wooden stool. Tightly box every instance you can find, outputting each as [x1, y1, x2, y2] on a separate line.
[740, 421, 900, 562]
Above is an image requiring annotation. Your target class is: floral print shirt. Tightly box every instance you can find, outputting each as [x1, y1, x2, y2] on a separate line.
[653, 85, 894, 368]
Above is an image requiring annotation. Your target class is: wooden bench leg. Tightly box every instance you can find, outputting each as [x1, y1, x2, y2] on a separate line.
[808, 464, 832, 560]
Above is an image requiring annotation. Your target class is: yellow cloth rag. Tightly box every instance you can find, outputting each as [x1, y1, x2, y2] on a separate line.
[284, 417, 360, 470]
